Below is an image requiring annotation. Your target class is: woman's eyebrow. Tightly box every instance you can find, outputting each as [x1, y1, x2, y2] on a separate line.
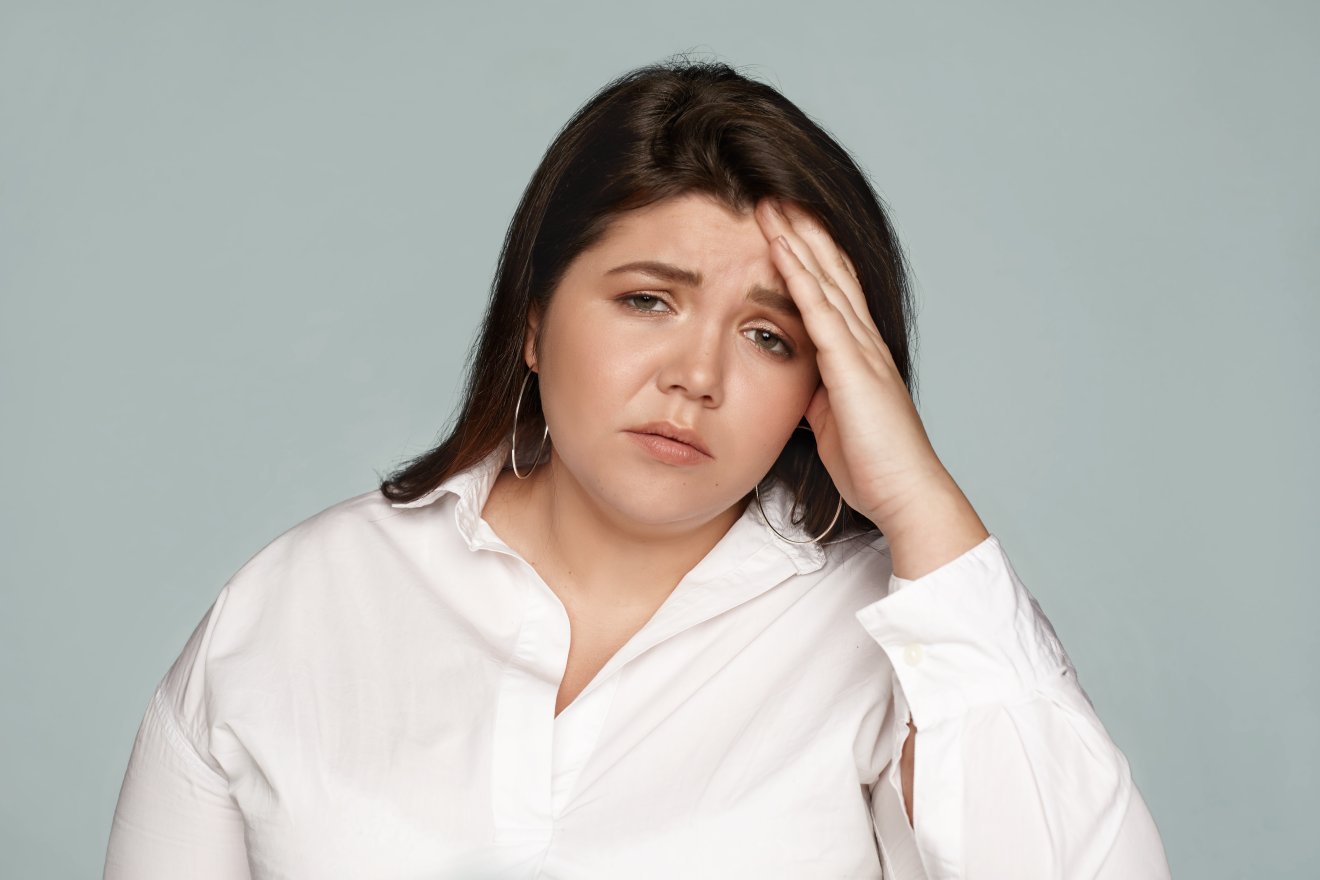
[605, 260, 801, 321]
[607, 260, 702, 286]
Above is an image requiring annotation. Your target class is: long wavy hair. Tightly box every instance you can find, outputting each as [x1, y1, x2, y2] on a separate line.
[379, 55, 919, 542]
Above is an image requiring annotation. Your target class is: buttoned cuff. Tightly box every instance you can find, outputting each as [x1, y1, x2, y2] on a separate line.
[854, 534, 1074, 730]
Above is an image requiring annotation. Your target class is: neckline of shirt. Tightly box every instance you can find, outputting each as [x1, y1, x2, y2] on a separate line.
[389, 438, 832, 573]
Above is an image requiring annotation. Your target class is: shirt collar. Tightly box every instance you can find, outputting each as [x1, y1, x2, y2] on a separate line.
[390, 438, 828, 573]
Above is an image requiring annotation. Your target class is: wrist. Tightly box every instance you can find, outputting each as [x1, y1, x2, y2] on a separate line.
[873, 475, 990, 581]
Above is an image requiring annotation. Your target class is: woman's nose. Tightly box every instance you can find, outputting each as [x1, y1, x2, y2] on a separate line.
[656, 325, 724, 406]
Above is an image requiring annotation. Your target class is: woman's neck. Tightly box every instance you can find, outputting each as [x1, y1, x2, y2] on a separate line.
[481, 456, 746, 610]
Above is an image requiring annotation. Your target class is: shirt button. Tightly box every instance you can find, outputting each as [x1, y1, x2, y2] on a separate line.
[903, 644, 924, 666]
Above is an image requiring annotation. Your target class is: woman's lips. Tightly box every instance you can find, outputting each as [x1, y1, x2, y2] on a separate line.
[623, 431, 711, 466]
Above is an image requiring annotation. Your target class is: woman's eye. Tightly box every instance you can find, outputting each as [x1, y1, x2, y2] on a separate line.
[619, 294, 792, 358]
[619, 293, 671, 313]
[744, 327, 793, 357]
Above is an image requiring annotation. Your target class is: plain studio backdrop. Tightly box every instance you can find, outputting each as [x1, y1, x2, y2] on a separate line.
[2, 2, 1316, 877]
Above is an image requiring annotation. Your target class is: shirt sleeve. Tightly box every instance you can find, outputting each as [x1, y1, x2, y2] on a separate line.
[854, 534, 1171, 880]
[103, 591, 252, 880]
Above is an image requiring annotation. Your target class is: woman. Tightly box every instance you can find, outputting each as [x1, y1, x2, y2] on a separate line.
[104, 59, 1171, 878]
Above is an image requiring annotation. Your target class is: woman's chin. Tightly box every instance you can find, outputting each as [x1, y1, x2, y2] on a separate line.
[591, 483, 745, 535]
[551, 445, 751, 531]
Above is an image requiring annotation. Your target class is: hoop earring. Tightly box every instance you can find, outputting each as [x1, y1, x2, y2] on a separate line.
[755, 484, 844, 545]
[754, 424, 844, 545]
[511, 368, 549, 479]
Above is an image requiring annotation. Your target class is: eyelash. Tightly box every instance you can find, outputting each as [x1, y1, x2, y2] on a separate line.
[617, 293, 795, 358]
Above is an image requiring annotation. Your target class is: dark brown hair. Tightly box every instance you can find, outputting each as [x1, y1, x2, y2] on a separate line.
[379, 55, 919, 542]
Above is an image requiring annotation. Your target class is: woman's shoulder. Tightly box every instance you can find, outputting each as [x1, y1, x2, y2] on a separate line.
[155, 487, 452, 758]
[213, 487, 447, 610]
[275, 485, 432, 547]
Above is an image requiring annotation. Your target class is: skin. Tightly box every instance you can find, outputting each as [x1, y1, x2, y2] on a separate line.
[482, 190, 990, 827]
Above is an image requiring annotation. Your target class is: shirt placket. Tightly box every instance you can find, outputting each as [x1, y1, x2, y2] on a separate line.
[482, 543, 566, 849]
[477, 537, 812, 845]
[455, 473, 827, 865]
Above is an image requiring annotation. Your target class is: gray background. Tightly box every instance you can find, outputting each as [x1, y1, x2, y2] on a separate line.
[3, 1, 1316, 877]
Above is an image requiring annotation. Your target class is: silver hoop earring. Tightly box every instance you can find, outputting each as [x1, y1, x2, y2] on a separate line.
[755, 484, 843, 545]
[754, 424, 844, 545]
[511, 368, 549, 479]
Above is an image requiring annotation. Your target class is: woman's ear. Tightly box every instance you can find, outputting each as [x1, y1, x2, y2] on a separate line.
[523, 303, 542, 372]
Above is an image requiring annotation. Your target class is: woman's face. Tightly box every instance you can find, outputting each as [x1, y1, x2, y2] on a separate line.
[524, 191, 821, 535]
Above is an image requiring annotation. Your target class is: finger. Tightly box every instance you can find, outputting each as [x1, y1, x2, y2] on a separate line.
[777, 200, 874, 334]
[755, 198, 902, 376]
[759, 200, 858, 324]
[839, 250, 860, 282]
[756, 200, 872, 344]
[768, 232, 872, 368]
[776, 200, 900, 373]
[775, 199, 892, 367]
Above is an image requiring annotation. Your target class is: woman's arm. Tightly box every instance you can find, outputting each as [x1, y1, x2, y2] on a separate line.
[858, 533, 1172, 880]
[104, 596, 251, 879]
[754, 196, 1170, 876]
[103, 687, 251, 879]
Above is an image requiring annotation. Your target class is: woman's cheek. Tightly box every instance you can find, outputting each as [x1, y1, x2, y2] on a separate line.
[592, 325, 664, 374]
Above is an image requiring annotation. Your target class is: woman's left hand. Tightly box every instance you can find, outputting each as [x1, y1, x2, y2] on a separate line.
[755, 197, 986, 550]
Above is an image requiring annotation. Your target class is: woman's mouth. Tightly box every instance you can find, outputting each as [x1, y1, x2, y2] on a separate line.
[622, 428, 712, 466]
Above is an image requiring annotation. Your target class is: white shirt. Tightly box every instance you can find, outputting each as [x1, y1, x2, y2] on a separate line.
[104, 439, 1171, 879]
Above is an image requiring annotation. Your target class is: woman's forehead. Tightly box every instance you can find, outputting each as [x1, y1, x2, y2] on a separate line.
[585, 194, 771, 274]
[606, 192, 751, 239]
